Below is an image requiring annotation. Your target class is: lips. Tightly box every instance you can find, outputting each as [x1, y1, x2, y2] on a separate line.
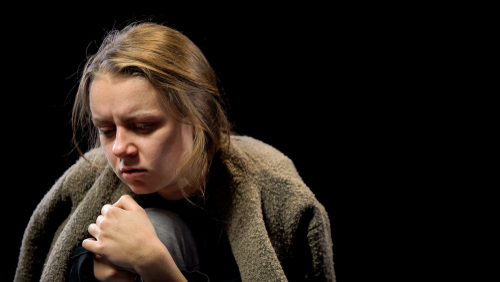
[120, 167, 147, 179]
[121, 168, 144, 173]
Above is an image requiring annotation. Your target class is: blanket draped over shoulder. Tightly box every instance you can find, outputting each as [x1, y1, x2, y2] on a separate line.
[15, 136, 335, 282]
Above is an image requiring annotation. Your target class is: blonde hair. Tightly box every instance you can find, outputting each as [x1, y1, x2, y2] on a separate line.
[72, 22, 231, 198]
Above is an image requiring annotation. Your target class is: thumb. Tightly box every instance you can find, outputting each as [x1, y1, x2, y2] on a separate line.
[112, 195, 138, 211]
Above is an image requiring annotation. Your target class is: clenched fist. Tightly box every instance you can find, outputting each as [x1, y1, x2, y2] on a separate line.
[83, 195, 187, 282]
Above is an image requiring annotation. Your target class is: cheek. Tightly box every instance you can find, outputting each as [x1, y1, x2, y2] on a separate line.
[147, 132, 185, 170]
[102, 143, 118, 168]
[148, 140, 176, 168]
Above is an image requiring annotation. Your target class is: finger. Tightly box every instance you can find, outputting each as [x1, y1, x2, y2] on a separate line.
[113, 195, 139, 211]
[96, 215, 104, 227]
[82, 237, 98, 253]
[101, 204, 112, 216]
[88, 223, 100, 238]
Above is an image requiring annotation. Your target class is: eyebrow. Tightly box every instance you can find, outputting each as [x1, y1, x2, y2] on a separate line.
[92, 111, 164, 124]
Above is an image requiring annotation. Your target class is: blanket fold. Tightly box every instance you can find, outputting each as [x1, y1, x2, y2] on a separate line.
[15, 136, 335, 282]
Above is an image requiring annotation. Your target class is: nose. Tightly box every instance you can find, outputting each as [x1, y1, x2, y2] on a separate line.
[112, 128, 138, 159]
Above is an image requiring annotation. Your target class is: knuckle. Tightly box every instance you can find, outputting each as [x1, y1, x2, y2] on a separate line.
[101, 204, 110, 215]
[95, 243, 104, 254]
[106, 207, 116, 217]
[100, 218, 109, 229]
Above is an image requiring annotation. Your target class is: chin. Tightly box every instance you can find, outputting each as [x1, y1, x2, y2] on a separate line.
[124, 183, 158, 195]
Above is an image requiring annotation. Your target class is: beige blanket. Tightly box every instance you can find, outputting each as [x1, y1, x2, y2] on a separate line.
[15, 136, 335, 281]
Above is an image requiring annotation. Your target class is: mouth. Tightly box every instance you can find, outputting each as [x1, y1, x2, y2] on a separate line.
[120, 168, 147, 179]
[122, 169, 144, 173]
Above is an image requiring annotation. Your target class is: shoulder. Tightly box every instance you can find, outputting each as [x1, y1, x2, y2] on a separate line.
[56, 147, 109, 197]
[227, 136, 316, 204]
[64, 147, 108, 180]
[228, 136, 330, 236]
[229, 135, 300, 179]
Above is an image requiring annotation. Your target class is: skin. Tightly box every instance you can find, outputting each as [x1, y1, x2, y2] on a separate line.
[89, 73, 196, 200]
[82, 73, 194, 282]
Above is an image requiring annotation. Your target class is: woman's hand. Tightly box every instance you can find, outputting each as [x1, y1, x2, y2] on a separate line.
[83, 195, 163, 271]
[93, 254, 137, 282]
[83, 195, 187, 282]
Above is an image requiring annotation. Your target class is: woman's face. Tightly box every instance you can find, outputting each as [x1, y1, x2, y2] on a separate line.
[89, 73, 195, 201]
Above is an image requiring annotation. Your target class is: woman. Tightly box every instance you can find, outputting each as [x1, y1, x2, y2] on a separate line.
[15, 22, 335, 282]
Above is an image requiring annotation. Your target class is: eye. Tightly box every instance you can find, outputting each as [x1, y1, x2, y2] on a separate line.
[135, 124, 153, 133]
[98, 127, 115, 137]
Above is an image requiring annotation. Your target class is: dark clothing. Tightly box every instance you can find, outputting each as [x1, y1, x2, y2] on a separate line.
[139, 193, 242, 281]
[69, 193, 241, 282]
[69, 247, 211, 282]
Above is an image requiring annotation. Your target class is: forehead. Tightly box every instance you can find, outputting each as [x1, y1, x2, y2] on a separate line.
[89, 73, 165, 120]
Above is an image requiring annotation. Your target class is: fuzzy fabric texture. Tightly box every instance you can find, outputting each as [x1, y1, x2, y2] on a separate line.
[15, 136, 335, 281]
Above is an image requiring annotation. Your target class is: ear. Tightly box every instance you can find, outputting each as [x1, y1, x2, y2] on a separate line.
[192, 125, 198, 140]
[184, 123, 197, 141]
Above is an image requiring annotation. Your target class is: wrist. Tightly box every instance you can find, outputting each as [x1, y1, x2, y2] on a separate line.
[134, 242, 187, 282]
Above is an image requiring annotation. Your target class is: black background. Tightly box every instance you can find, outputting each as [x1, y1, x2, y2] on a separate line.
[4, 5, 412, 281]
